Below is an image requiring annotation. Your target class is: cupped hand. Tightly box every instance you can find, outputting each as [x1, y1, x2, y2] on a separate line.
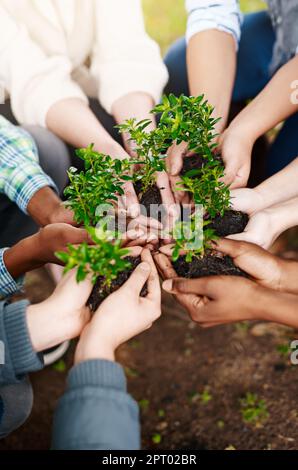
[162, 275, 263, 327]
[219, 127, 253, 189]
[75, 248, 161, 362]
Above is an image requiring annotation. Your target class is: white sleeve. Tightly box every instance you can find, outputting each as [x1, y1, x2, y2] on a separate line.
[185, 0, 243, 47]
[0, 6, 88, 127]
[91, 0, 168, 114]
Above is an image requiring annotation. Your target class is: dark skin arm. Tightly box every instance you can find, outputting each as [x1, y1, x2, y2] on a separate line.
[27, 187, 75, 226]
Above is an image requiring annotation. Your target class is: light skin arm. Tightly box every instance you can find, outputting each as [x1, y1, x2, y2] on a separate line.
[231, 158, 298, 214]
[167, 30, 236, 197]
[221, 56, 298, 187]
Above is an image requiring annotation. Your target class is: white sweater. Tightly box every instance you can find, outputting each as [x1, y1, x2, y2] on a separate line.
[0, 0, 168, 127]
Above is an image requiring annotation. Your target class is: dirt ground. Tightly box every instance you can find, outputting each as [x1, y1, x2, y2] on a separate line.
[0, 231, 298, 451]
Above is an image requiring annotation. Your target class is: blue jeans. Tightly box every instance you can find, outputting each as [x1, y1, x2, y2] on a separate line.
[164, 11, 298, 177]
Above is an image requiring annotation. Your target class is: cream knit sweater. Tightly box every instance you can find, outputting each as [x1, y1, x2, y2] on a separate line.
[0, 0, 168, 126]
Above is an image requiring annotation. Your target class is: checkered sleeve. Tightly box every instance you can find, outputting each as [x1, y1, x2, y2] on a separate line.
[0, 248, 24, 298]
[0, 116, 58, 213]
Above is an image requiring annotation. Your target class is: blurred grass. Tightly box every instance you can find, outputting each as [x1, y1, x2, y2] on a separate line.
[142, 0, 267, 53]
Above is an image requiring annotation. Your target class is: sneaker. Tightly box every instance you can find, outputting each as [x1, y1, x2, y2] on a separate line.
[43, 341, 70, 366]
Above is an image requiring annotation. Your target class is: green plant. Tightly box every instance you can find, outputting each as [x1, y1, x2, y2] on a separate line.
[172, 217, 218, 262]
[178, 161, 230, 218]
[64, 144, 132, 226]
[117, 119, 166, 192]
[152, 94, 220, 159]
[240, 392, 269, 426]
[56, 225, 131, 286]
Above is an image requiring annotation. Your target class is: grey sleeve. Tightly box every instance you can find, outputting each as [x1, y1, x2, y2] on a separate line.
[52, 359, 140, 450]
[0, 299, 44, 385]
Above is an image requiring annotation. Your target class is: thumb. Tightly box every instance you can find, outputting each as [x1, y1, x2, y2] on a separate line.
[163, 276, 217, 298]
[122, 261, 151, 295]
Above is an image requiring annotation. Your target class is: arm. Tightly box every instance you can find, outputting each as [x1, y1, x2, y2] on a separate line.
[0, 224, 90, 297]
[220, 56, 298, 184]
[231, 157, 298, 214]
[52, 248, 161, 450]
[0, 117, 74, 226]
[167, 0, 241, 189]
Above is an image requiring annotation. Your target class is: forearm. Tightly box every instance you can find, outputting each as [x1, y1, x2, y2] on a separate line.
[46, 98, 127, 158]
[253, 158, 298, 209]
[263, 198, 298, 240]
[259, 288, 298, 329]
[228, 56, 298, 141]
[26, 187, 62, 226]
[3, 234, 42, 279]
[279, 259, 298, 296]
[187, 30, 236, 133]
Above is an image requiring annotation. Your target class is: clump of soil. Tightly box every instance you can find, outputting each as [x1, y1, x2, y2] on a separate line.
[88, 256, 147, 311]
[134, 180, 163, 221]
[173, 254, 247, 279]
[181, 152, 223, 176]
[209, 210, 249, 237]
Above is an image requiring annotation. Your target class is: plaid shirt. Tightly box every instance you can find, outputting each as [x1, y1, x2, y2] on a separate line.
[0, 116, 57, 297]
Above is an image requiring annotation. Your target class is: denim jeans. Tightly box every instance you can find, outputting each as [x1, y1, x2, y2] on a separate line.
[164, 11, 298, 178]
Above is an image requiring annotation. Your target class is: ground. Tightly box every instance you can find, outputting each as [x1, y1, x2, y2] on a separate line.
[1, 0, 297, 452]
[0, 231, 297, 451]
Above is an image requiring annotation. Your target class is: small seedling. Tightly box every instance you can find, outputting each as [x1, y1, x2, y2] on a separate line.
[56, 225, 131, 286]
[158, 409, 165, 418]
[52, 359, 66, 373]
[139, 399, 150, 411]
[152, 94, 220, 158]
[117, 119, 166, 192]
[152, 433, 162, 444]
[276, 343, 292, 358]
[64, 144, 132, 226]
[172, 218, 218, 262]
[240, 392, 269, 426]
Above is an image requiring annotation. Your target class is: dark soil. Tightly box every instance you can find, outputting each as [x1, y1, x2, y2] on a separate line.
[209, 210, 249, 237]
[88, 256, 147, 312]
[173, 254, 247, 279]
[134, 181, 163, 220]
[181, 153, 223, 176]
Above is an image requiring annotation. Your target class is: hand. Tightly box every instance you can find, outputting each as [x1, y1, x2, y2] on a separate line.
[75, 248, 161, 363]
[219, 127, 253, 189]
[162, 275, 263, 327]
[153, 251, 203, 314]
[26, 269, 92, 352]
[166, 141, 190, 204]
[27, 187, 76, 226]
[35, 223, 91, 264]
[226, 208, 281, 249]
[230, 187, 266, 215]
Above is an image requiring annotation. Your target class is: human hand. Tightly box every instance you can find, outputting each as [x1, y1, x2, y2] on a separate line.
[26, 269, 92, 352]
[162, 275, 263, 327]
[75, 248, 161, 363]
[166, 141, 191, 204]
[230, 187, 266, 215]
[226, 207, 281, 249]
[27, 187, 76, 226]
[219, 126, 253, 189]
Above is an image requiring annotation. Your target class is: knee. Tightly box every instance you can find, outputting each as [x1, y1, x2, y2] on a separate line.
[164, 37, 189, 96]
[0, 379, 33, 439]
[24, 125, 71, 194]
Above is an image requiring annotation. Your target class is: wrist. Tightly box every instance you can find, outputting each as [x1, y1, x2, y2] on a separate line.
[3, 234, 43, 279]
[75, 326, 116, 364]
[227, 117, 258, 147]
[27, 187, 62, 226]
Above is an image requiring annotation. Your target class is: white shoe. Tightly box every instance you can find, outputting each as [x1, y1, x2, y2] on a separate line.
[43, 341, 70, 366]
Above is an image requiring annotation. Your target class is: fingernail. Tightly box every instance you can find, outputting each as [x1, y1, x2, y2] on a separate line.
[162, 279, 173, 292]
[140, 262, 150, 272]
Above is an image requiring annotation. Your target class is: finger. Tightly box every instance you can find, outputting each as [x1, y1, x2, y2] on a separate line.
[159, 244, 174, 257]
[153, 252, 177, 280]
[122, 181, 140, 218]
[126, 246, 143, 257]
[170, 175, 187, 204]
[57, 268, 93, 301]
[213, 238, 251, 259]
[128, 213, 162, 231]
[123, 260, 151, 295]
[141, 249, 161, 302]
[162, 276, 220, 299]
[167, 142, 187, 176]
[226, 232, 254, 243]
